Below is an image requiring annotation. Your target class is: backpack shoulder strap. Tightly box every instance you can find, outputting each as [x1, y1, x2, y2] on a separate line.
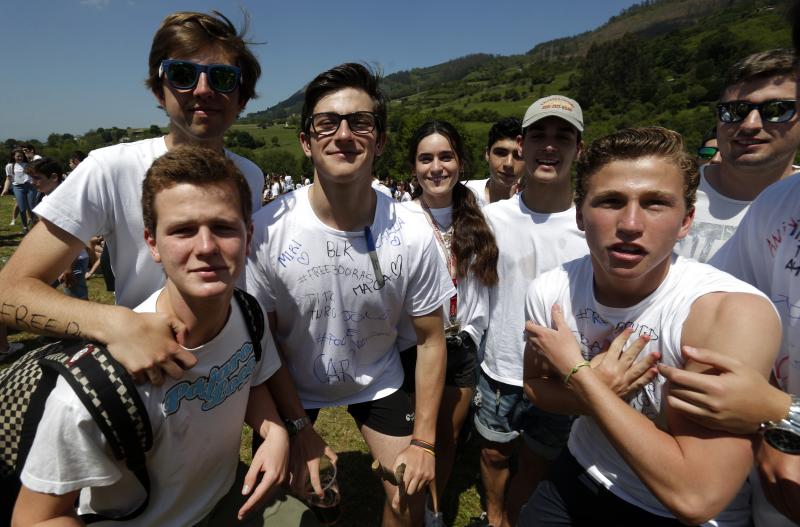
[233, 288, 265, 362]
[39, 342, 152, 523]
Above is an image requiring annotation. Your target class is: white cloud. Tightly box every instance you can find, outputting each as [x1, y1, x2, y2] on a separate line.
[80, 0, 110, 9]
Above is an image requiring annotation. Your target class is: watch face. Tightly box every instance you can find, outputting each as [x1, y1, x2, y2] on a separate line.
[764, 427, 800, 455]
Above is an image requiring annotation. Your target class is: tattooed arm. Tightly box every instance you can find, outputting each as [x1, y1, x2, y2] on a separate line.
[0, 220, 196, 384]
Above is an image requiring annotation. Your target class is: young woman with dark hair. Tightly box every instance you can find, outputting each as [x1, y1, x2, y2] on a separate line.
[401, 120, 498, 522]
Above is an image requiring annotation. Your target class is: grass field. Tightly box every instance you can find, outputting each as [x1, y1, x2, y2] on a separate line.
[0, 194, 486, 526]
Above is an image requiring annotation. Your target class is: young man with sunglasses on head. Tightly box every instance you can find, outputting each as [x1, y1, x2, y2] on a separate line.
[247, 63, 453, 527]
[675, 48, 800, 263]
[0, 11, 266, 382]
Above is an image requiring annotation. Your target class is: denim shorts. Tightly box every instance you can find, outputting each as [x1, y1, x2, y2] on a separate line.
[472, 370, 573, 460]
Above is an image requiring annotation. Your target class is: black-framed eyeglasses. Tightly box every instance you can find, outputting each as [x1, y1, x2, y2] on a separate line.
[697, 146, 719, 159]
[717, 99, 797, 124]
[159, 59, 242, 94]
[308, 112, 378, 136]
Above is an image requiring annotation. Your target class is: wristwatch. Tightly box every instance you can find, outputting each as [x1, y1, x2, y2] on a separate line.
[761, 394, 800, 455]
[284, 415, 312, 437]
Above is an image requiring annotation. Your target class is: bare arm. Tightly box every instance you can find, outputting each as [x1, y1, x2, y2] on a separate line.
[756, 435, 800, 522]
[660, 347, 790, 434]
[523, 324, 658, 415]
[558, 293, 778, 524]
[13, 486, 82, 527]
[390, 309, 445, 497]
[0, 220, 196, 383]
[238, 383, 290, 520]
[528, 294, 779, 524]
[263, 311, 335, 498]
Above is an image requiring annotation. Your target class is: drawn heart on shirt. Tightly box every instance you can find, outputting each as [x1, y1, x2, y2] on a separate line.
[297, 251, 310, 265]
[390, 255, 403, 278]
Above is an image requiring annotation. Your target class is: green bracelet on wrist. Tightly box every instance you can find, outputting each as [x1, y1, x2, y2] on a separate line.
[564, 360, 591, 384]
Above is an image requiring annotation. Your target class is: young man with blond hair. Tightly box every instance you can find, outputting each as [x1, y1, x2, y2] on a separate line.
[520, 127, 779, 526]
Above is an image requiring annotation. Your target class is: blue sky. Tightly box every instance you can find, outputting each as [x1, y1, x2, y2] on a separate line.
[2, 0, 642, 140]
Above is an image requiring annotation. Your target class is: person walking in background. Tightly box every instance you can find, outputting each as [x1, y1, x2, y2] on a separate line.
[26, 158, 89, 300]
[3, 151, 20, 226]
[5, 149, 35, 233]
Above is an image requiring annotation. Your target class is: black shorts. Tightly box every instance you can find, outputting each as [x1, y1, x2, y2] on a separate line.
[400, 330, 478, 393]
[520, 449, 694, 526]
[306, 388, 414, 437]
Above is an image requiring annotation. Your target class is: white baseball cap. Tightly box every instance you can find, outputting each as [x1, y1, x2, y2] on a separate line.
[522, 95, 584, 132]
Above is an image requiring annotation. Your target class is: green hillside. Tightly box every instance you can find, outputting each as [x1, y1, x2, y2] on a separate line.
[5, 0, 793, 182]
[239, 0, 793, 181]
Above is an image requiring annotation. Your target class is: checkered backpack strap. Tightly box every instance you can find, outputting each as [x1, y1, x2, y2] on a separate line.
[38, 342, 153, 523]
[0, 341, 66, 480]
[233, 288, 265, 362]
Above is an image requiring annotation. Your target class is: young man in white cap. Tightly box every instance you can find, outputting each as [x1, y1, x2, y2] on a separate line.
[471, 95, 590, 527]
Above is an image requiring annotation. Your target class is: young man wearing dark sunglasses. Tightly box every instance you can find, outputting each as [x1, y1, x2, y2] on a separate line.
[247, 63, 454, 527]
[675, 48, 800, 263]
[0, 11, 266, 376]
[656, 14, 800, 526]
[0, 12, 323, 520]
[696, 126, 721, 166]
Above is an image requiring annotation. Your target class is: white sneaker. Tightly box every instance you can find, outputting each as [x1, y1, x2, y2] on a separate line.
[8, 219, 15, 226]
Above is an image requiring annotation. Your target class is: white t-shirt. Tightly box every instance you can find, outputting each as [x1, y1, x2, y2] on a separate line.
[673, 165, 751, 263]
[480, 194, 588, 386]
[33, 137, 264, 309]
[398, 201, 488, 347]
[21, 289, 281, 526]
[6, 161, 29, 185]
[526, 256, 771, 526]
[246, 186, 454, 408]
[710, 175, 800, 527]
[711, 172, 800, 394]
[464, 178, 489, 208]
[371, 180, 392, 198]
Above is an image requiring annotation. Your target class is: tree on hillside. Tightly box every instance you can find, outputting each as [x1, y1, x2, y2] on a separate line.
[257, 149, 299, 177]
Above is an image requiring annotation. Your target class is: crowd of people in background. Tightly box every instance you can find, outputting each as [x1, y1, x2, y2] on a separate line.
[4, 6, 800, 527]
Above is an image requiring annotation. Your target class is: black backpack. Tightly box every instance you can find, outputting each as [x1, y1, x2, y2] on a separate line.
[0, 288, 265, 525]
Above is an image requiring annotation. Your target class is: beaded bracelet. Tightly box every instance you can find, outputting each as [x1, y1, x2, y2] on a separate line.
[564, 360, 591, 384]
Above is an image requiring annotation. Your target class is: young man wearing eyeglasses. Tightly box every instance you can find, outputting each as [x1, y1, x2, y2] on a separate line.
[674, 48, 800, 263]
[246, 63, 454, 527]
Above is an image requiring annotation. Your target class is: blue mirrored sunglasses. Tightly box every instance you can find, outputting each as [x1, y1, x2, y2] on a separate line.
[159, 60, 241, 94]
